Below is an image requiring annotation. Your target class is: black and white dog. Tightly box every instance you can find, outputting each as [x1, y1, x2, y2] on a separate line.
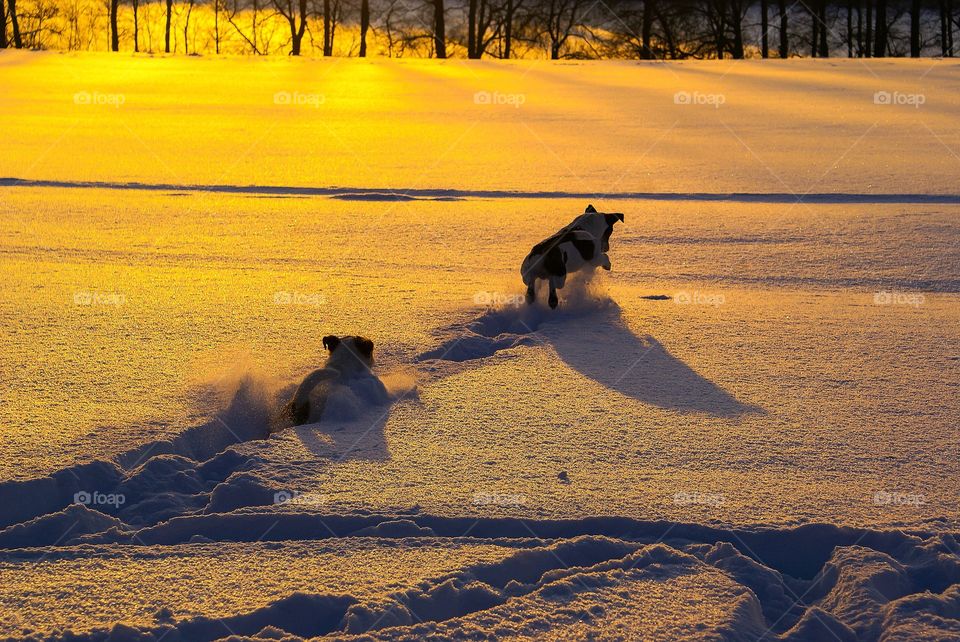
[274, 335, 385, 430]
[521, 205, 624, 309]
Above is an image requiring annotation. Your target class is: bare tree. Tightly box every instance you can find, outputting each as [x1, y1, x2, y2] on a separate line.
[940, 0, 954, 54]
[323, 0, 331, 53]
[359, 0, 369, 53]
[699, 0, 726, 58]
[946, 0, 956, 53]
[110, 0, 119, 49]
[433, 0, 446, 56]
[778, 0, 788, 56]
[183, 0, 195, 52]
[226, 0, 263, 53]
[132, 0, 139, 50]
[164, 0, 172, 50]
[8, 0, 22, 46]
[468, 0, 500, 56]
[274, 0, 308, 53]
[818, 0, 828, 56]
[760, 0, 768, 56]
[910, 0, 919, 54]
[213, 0, 220, 52]
[874, 0, 886, 54]
[727, 0, 746, 57]
[540, 0, 584, 58]
[501, 0, 523, 56]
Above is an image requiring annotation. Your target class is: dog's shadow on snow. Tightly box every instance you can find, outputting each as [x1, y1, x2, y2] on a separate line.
[547, 303, 763, 418]
[291, 409, 391, 463]
[419, 295, 762, 419]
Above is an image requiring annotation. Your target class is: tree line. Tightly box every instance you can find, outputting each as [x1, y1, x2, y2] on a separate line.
[1, 0, 956, 57]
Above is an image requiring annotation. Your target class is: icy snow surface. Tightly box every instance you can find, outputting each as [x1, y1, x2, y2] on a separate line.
[1, 52, 959, 640]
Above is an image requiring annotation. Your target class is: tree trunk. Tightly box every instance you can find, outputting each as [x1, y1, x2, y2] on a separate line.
[133, 0, 139, 51]
[0, 0, 6, 48]
[715, 0, 726, 58]
[642, 0, 655, 58]
[468, 0, 477, 57]
[811, 4, 818, 56]
[847, 0, 853, 56]
[941, 0, 949, 55]
[778, 0, 788, 57]
[948, 0, 954, 55]
[761, 0, 769, 57]
[252, 0, 259, 53]
[947, 0, 954, 58]
[874, 0, 886, 55]
[818, 0, 828, 56]
[865, 0, 872, 55]
[433, 0, 446, 58]
[110, 0, 119, 50]
[183, 0, 193, 53]
[8, 0, 21, 47]
[503, 0, 513, 57]
[856, 0, 863, 55]
[322, 0, 332, 55]
[290, 27, 300, 54]
[213, 0, 219, 53]
[949, 0, 955, 55]
[910, 0, 921, 55]
[359, 0, 369, 56]
[164, 0, 173, 52]
[730, 0, 744, 58]
[296, 0, 307, 54]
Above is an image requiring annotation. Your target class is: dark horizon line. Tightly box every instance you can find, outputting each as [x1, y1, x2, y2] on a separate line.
[3, 177, 960, 204]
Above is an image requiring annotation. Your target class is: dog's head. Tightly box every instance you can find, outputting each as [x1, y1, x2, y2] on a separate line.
[581, 204, 623, 252]
[323, 335, 375, 370]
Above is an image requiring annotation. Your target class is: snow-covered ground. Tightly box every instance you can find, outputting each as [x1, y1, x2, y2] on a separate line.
[1, 51, 959, 640]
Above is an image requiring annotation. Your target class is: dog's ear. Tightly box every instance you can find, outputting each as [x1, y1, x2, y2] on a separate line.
[605, 213, 624, 225]
[323, 335, 340, 352]
[355, 337, 374, 359]
[585, 204, 597, 214]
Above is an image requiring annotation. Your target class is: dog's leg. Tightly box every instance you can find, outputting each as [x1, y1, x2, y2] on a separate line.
[289, 400, 311, 426]
[548, 278, 559, 309]
[600, 253, 612, 271]
[526, 279, 537, 305]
